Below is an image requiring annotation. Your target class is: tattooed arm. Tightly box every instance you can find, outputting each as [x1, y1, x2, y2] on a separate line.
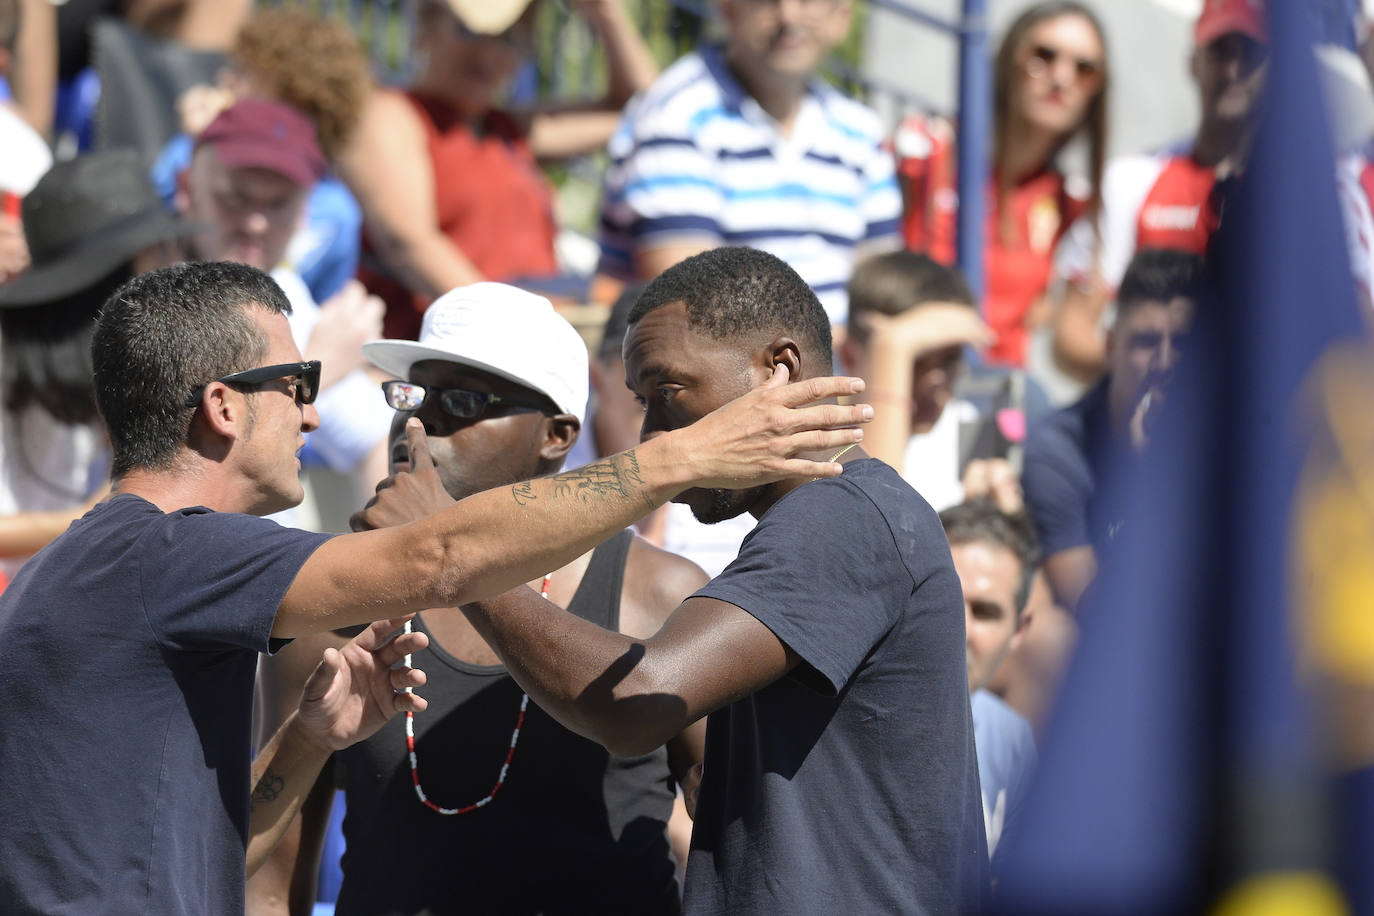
[246, 618, 428, 875]
[272, 366, 871, 636]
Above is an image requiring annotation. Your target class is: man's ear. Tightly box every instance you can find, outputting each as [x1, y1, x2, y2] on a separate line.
[764, 337, 803, 381]
[1010, 602, 1034, 653]
[539, 414, 581, 463]
[185, 383, 246, 460]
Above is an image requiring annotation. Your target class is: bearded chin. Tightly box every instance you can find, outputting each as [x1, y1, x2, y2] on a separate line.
[688, 487, 750, 525]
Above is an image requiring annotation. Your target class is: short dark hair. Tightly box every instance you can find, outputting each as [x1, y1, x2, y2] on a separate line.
[92, 261, 292, 476]
[940, 501, 1041, 618]
[1116, 248, 1207, 320]
[846, 250, 975, 340]
[629, 247, 833, 369]
[2, 265, 131, 425]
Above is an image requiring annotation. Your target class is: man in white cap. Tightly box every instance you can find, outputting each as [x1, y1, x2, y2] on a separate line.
[250, 283, 707, 913]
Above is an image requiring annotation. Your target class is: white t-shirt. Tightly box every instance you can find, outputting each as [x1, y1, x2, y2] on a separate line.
[0, 105, 53, 196]
[900, 398, 979, 513]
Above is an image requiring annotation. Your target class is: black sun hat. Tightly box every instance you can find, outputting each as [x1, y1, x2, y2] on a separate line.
[0, 151, 191, 308]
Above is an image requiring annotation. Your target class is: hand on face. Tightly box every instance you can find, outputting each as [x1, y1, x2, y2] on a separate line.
[665, 363, 873, 490]
[294, 615, 429, 752]
[351, 418, 458, 531]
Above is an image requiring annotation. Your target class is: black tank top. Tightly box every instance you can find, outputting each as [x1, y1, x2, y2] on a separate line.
[334, 531, 680, 915]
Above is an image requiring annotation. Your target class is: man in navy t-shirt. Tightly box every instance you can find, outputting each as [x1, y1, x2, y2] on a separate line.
[392, 248, 987, 913]
[1023, 249, 1206, 609]
[0, 261, 870, 913]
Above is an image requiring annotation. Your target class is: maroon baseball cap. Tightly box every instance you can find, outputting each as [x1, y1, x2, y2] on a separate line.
[196, 98, 327, 187]
[1195, 0, 1267, 49]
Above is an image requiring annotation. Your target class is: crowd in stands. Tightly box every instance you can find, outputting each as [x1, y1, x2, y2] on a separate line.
[0, 0, 1370, 912]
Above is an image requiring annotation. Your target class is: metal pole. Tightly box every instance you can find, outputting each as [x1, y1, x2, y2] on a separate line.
[955, 0, 989, 304]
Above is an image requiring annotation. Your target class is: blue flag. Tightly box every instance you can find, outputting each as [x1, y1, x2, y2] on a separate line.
[996, 0, 1372, 910]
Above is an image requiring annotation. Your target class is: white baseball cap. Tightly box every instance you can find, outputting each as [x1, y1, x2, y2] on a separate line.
[443, 0, 535, 35]
[362, 282, 589, 424]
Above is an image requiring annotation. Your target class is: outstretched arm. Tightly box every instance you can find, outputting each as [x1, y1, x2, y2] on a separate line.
[245, 617, 428, 875]
[461, 588, 792, 758]
[275, 366, 870, 636]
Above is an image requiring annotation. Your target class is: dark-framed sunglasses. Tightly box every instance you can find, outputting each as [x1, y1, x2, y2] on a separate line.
[184, 361, 322, 408]
[1024, 44, 1103, 86]
[381, 380, 554, 421]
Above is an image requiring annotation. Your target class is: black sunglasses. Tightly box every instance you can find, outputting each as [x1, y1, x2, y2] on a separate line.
[184, 360, 322, 408]
[381, 380, 554, 420]
[1025, 44, 1103, 84]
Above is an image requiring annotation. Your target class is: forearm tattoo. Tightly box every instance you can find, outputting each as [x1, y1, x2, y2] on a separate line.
[249, 767, 286, 812]
[512, 449, 650, 508]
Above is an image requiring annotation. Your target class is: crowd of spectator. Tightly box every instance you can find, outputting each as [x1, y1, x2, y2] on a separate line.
[0, 0, 1370, 912]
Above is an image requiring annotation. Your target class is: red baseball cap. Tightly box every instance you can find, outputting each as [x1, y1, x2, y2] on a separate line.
[1195, 0, 1267, 49]
[196, 99, 327, 187]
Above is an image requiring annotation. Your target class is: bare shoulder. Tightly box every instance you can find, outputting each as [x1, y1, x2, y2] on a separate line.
[619, 535, 710, 639]
[360, 89, 420, 129]
[343, 90, 424, 161]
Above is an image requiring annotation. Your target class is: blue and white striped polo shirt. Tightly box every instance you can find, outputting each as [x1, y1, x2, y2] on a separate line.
[598, 45, 901, 324]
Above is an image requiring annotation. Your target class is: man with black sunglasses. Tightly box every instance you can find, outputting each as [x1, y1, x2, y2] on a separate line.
[0, 261, 868, 914]
[251, 282, 708, 913]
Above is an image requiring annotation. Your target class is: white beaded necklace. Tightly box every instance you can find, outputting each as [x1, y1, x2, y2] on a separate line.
[400, 573, 549, 815]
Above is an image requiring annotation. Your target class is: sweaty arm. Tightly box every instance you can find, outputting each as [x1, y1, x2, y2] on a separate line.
[337, 91, 484, 302]
[465, 588, 797, 758]
[619, 538, 711, 795]
[275, 367, 871, 636]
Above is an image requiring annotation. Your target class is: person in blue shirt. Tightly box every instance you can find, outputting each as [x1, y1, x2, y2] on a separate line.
[941, 500, 1041, 863]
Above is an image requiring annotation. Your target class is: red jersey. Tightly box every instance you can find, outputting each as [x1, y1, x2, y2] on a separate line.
[360, 92, 559, 340]
[894, 114, 1085, 367]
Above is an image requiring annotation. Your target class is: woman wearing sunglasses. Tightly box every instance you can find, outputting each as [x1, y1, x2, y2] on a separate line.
[893, 1, 1109, 369]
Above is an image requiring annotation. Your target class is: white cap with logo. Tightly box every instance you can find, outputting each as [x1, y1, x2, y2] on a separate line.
[362, 282, 589, 424]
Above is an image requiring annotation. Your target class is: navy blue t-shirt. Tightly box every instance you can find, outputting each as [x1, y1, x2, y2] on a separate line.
[1021, 381, 1113, 557]
[686, 459, 987, 914]
[0, 494, 331, 914]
